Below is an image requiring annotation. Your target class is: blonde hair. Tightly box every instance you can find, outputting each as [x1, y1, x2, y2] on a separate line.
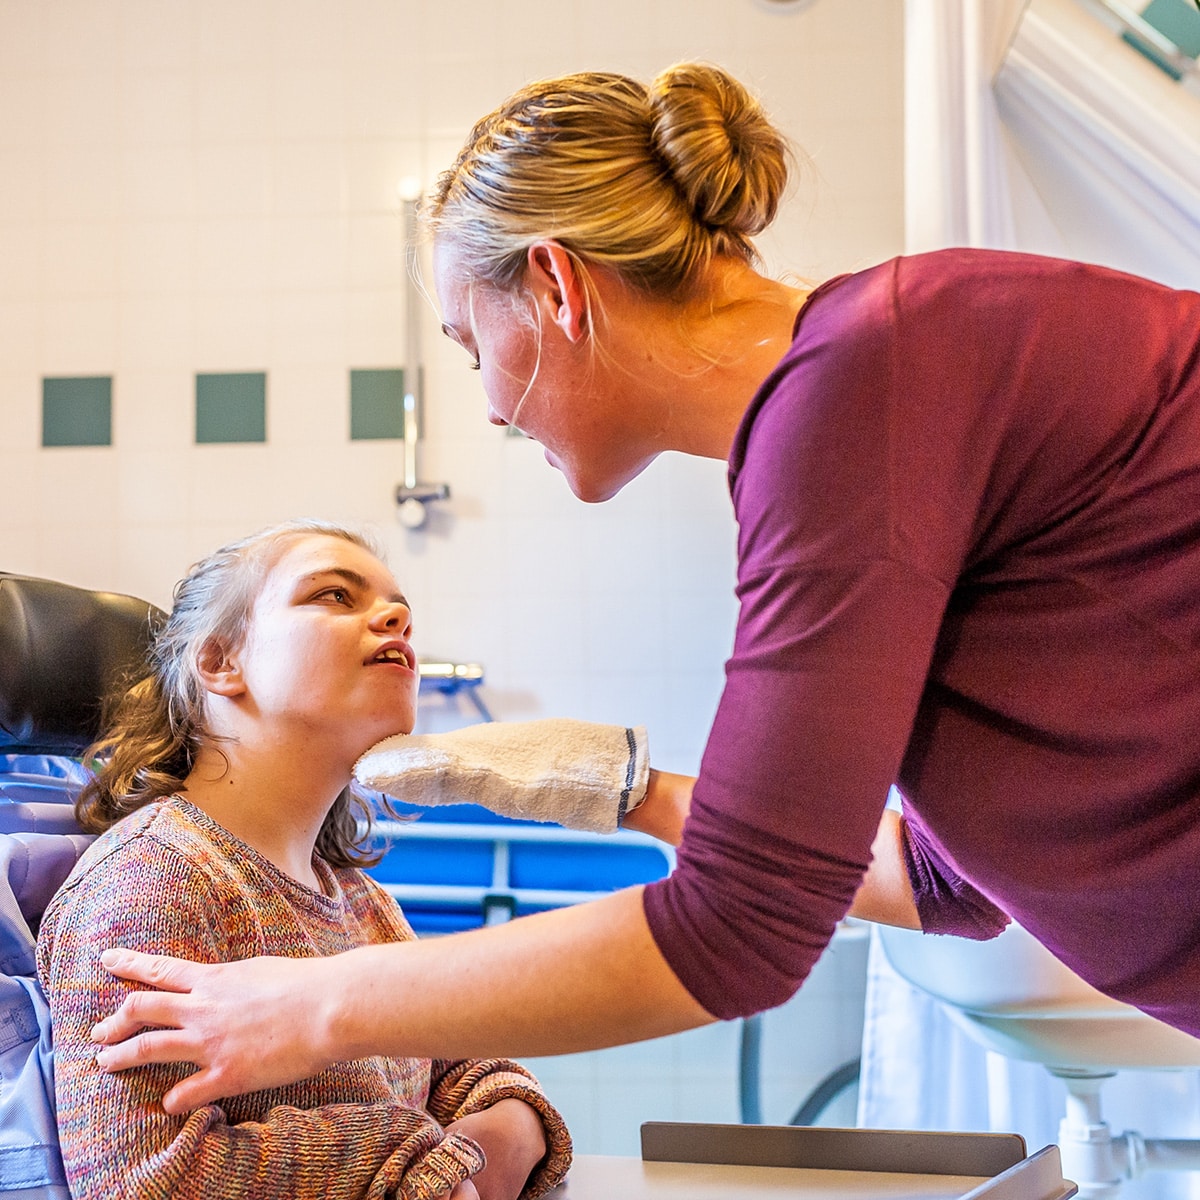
[76, 519, 388, 868]
[423, 62, 792, 298]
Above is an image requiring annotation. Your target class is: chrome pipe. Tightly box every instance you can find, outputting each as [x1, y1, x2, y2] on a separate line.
[395, 193, 449, 527]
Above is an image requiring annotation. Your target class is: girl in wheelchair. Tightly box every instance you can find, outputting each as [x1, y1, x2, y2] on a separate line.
[35, 519, 570, 1200]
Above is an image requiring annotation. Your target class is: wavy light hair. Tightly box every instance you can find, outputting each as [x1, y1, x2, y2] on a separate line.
[422, 62, 793, 299]
[76, 519, 388, 868]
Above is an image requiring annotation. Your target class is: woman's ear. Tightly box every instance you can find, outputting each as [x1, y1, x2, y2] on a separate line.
[194, 638, 246, 698]
[526, 241, 589, 344]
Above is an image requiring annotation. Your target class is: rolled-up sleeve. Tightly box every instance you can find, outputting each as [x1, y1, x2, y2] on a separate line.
[643, 556, 948, 1019]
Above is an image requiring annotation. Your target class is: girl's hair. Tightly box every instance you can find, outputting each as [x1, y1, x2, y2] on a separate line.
[76, 519, 389, 869]
[422, 62, 792, 299]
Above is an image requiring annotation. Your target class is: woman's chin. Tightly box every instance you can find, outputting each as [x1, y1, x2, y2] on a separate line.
[567, 476, 628, 505]
[554, 455, 652, 504]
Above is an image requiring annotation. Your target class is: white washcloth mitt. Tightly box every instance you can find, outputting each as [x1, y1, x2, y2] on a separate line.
[354, 718, 649, 834]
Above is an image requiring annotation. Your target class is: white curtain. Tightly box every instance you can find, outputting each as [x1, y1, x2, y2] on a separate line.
[995, 5, 1200, 288]
[862, 5, 1200, 1192]
[902, 0, 1200, 283]
[903, 0, 1028, 252]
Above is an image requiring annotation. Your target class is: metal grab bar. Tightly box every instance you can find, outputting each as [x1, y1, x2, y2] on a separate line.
[416, 658, 492, 721]
[395, 192, 449, 528]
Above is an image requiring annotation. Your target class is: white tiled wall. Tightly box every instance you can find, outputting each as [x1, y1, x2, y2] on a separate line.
[0, 0, 903, 1152]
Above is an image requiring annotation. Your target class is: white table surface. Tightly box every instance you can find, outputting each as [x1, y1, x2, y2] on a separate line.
[549, 1154, 992, 1199]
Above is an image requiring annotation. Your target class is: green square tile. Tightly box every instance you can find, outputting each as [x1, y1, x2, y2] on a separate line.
[1124, 0, 1200, 77]
[195, 372, 267, 444]
[42, 376, 112, 447]
[1143, 0, 1200, 56]
[350, 368, 406, 440]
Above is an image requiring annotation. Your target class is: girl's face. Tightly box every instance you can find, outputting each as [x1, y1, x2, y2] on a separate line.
[433, 240, 654, 503]
[224, 534, 419, 763]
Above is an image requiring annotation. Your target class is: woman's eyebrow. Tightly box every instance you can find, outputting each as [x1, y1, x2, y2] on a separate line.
[304, 568, 408, 607]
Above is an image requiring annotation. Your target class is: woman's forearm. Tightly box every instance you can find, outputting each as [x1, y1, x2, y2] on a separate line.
[94, 887, 715, 1111]
[622, 769, 694, 845]
[847, 808, 921, 929]
[334, 887, 711, 1060]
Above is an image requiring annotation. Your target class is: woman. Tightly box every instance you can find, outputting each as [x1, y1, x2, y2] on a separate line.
[91, 63, 1200, 1112]
[37, 520, 570, 1200]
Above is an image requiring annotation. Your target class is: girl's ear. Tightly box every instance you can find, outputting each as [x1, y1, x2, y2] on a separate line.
[194, 638, 246, 698]
[526, 240, 589, 344]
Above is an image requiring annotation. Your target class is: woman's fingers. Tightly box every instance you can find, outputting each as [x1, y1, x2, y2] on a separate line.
[92, 989, 199, 1049]
[97, 1042, 227, 1115]
[99, 947, 203, 993]
[94, 1025, 200, 1071]
[161, 1069, 229, 1116]
[92, 991, 244, 1113]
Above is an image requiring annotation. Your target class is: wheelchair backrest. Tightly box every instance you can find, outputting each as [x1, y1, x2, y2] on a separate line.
[0, 573, 161, 1197]
[0, 572, 163, 757]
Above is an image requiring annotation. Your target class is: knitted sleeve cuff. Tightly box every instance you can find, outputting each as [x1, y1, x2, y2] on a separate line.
[427, 1061, 572, 1199]
[456, 1076, 572, 1200]
[395, 1130, 486, 1200]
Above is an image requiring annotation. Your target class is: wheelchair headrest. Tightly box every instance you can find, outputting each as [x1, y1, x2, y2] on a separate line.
[0, 573, 165, 756]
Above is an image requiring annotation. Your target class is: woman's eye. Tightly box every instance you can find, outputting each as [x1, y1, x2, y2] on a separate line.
[319, 587, 350, 604]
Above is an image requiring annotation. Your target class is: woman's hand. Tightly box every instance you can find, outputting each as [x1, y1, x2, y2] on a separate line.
[90, 948, 341, 1113]
[445, 1099, 547, 1200]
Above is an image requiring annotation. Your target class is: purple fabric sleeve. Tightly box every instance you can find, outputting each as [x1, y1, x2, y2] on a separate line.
[899, 810, 1009, 940]
[642, 249, 1200, 1034]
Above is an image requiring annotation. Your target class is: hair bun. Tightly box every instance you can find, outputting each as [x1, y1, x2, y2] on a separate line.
[427, 63, 792, 295]
[648, 63, 789, 240]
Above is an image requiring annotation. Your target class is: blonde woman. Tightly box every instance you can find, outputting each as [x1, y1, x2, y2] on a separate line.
[94, 64, 1200, 1107]
[37, 520, 570, 1200]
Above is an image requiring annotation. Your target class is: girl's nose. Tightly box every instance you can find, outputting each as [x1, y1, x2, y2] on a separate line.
[372, 600, 412, 637]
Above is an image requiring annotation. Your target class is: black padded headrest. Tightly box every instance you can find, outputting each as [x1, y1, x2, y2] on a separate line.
[0, 573, 164, 755]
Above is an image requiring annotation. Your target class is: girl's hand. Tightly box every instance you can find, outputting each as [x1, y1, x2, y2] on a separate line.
[445, 1099, 547, 1200]
[444, 1183, 481, 1200]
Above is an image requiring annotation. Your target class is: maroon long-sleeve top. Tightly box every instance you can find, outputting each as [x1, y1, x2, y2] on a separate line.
[643, 249, 1200, 1036]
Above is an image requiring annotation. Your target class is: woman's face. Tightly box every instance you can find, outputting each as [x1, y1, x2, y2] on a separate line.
[228, 534, 419, 763]
[433, 246, 540, 436]
[432, 239, 656, 503]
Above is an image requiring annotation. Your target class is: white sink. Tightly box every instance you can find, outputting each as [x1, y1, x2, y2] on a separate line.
[877, 922, 1200, 1071]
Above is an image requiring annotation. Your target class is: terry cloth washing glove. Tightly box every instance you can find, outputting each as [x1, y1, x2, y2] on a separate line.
[354, 718, 649, 834]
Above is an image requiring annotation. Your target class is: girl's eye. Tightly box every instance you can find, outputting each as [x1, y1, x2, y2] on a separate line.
[318, 587, 351, 605]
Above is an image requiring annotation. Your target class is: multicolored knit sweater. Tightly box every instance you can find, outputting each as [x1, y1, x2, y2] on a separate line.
[35, 798, 572, 1200]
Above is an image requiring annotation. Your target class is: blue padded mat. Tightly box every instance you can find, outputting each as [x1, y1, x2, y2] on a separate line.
[364, 796, 671, 933]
